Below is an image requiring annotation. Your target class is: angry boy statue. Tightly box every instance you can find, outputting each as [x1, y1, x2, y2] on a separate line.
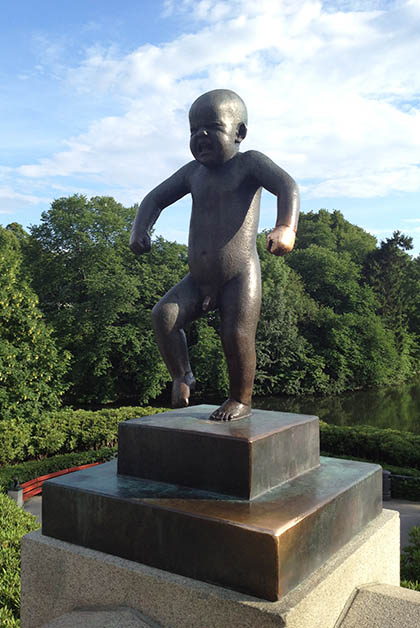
[130, 89, 299, 421]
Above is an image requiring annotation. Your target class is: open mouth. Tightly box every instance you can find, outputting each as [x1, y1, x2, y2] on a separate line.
[197, 140, 212, 154]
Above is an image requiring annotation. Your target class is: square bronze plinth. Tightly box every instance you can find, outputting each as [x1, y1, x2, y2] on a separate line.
[118, 405, 320, 499]
[42, 457, 382, 601]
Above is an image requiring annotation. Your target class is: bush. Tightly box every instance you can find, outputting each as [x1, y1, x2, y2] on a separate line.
[392, 476, 420, 501]
[0, 405, 167, 466]
[401, 580, 420, 592]
[401, 526, 420, 591]
[0, 447, 117, 493]
[0, 493, 39, 626]
[321, 452, 420, 477]
[320, 421, 420, 470]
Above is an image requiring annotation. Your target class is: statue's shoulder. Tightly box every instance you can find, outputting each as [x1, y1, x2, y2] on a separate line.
[240, 149, 272, 170]
[242, 149, 270, 163]
[180, 159, 200, 175]
[180, 159, 201, 181]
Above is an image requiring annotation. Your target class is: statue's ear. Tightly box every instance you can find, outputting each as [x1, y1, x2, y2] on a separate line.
[236, 123, 247, 143]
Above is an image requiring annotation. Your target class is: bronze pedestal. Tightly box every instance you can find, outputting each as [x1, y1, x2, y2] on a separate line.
[42, 406, 382, 601]
[118, 405, 320, 499]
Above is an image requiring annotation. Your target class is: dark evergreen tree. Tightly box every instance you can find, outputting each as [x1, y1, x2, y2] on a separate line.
[364, 231, 413, 328]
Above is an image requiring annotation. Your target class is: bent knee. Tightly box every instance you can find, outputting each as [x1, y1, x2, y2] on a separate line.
[151, 299, 179, 334]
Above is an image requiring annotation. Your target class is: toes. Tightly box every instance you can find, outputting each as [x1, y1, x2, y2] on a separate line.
[210, 400, 250, 421]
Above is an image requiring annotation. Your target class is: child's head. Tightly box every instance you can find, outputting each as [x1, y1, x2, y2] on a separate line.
[189, 89, 248, 168]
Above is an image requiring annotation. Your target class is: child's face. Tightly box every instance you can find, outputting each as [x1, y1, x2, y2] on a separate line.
[189, 99, 242, 168]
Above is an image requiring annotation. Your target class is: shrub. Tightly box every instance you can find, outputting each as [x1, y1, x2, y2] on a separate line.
[0, 447, 117, 493]
[401, 526, 420, 590]
[401, 580, 420, 592]
[320, 421, 420, 470]
[0, 405, 167, 466]
[0, 494, 39, 626]
[392, 476, 420, 502]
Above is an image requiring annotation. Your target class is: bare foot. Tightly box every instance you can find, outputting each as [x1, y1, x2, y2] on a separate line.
[210, 398, 251, 421]
[171, 372, 196, 408]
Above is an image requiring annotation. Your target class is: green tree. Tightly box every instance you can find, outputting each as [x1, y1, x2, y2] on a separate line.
[255, 234, 329, 396]
[21, 200, 419, 404]
[307, 307, 409, 393]
[286, 244, 369, 314]
[286, 230, 413, 393]
[363, 231, 416, 371]
[295, 209, 377, 264]
[0, 226, 68, 422]
[364, 231, 413, 328]
[189, 317, 229, 397]
[27, 195, 188, 404]
[405, 255, 420, 358]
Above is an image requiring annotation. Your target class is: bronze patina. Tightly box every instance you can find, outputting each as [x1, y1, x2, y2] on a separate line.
[117, 405, 320, 499]
[130, 89, 300, 421]
[42, 406, 383, 600]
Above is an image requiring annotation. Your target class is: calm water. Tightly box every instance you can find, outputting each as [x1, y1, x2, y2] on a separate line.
[253, 378, 420, 434]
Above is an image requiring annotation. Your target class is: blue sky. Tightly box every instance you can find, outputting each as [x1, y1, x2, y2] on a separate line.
[1, 0, 419, 255]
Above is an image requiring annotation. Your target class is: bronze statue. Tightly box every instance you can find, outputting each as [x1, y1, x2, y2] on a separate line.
[130, 89, 299, 421]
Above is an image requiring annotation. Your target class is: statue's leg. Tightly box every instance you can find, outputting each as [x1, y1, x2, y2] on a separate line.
[151, 274, 202, 408]
[211, 262, 261, 421]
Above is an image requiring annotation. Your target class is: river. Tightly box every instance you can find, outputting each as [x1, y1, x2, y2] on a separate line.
[253, 378, 420, 434]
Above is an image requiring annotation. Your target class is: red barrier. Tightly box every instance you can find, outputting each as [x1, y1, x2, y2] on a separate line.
[20, 462, 102, 500]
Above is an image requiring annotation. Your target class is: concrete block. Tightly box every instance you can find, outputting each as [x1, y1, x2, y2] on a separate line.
[8, 488, 23, 507]
[338, 583, 420, 627]
[21, 509, 399, 628]
[44, 606, 159, 627]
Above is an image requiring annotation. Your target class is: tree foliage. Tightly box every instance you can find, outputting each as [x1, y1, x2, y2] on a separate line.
[255, 234, 329, 395]
[288, 215, 417, 393]
[295, 209, 377, 264]
[0, 493, 39, 626]
[0, 227, 68, 423]
[26, 195, 187, 404]
[7, 199, 418, 407]
[364, 231, 414, 328]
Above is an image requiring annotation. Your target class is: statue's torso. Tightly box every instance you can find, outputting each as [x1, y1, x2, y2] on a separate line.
[188, 154, 261, 288]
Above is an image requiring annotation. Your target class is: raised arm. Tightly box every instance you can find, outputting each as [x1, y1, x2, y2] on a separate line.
[245, 150, 300, 256]
[129, 161, 196, 255]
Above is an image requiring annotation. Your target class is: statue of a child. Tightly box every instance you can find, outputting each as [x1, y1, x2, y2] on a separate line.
[130, 89, 299, 421]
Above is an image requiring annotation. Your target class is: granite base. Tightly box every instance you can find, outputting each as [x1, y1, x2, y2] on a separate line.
[21, 509, 400, 628]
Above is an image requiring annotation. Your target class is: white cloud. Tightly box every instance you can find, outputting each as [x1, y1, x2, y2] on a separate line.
[0, 187, 50, 205]
[14, 0, 420, 205]
[0, 184, 52, 220]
